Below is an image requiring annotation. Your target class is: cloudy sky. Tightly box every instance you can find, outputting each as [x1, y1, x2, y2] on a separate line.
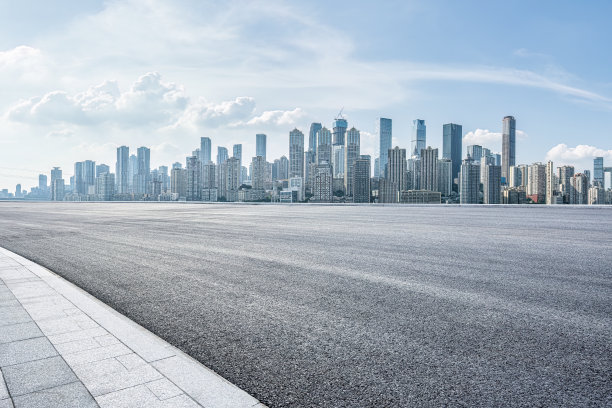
[1, 0, 611, 190]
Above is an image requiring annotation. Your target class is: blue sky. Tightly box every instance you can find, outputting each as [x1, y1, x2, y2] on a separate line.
[0, 0, 611, 190]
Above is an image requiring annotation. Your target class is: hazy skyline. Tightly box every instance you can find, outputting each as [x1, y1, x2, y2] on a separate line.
[1, 0, 611, 189]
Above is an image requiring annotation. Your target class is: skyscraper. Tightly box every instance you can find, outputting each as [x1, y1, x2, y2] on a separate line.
[96, 164, 110, 177]
[312, 163, 333, 202]
[437, 159, 452, 197]
[220, 157, 240, 202]
[378, 118, 392, 179]
[200, 137, 212, 164]
[502, 116, 516, 183]
[136, 147, 150, 194]
[546, 161, 555, 205]
[289, 129, 304, 178]
[50, 167, 63, 201]
[460, 158, 480, 204]
[256, 134, 267, 160]
[317, 127, 332, 165]
[217, 147, 228, 165]
[419, 147, 438, 191]
[251, 156, 266, 191]
[128, 154, 138, 192]
[38, 174, 47, 192]
[482, 164, 501, 204]
[442, 123, 462, 184]
[466, 145, 483, 162]
[333, 117, 347, 146]
[410, 119, 426, 158]
[570, 173, 588, 204]
[186, 156, 202, 201]
[527, 162, 546, 203]
[381, 147, 407, 203]
[353, 155, 371, 203]
[344, 127, 361, 197]
[233, 144, 243, 182]
[309, 123, 322, 157]
[594, 157, 604, 188]
[279, 156, 289, 180]
[558, 165, 575, 203]
[116, 146, 129, 194]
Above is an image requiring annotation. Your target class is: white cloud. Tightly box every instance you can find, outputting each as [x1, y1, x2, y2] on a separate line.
[246, 108, 304, 126]
[0, 45, 41, 68]
[546, 144, 612, 163]
[463, 128, 528, 152]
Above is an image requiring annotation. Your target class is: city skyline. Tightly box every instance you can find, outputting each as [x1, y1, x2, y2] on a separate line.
[1, 1, 612, 189]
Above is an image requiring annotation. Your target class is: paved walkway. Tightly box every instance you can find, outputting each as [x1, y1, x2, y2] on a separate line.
[0, 247, 265, 408]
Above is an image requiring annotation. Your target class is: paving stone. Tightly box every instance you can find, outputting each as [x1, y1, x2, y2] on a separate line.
[0, 399, 13, 408]
[55, 337, 103, 355]
[62, 343, 132, 366]
[37, 315, 99, 336]
[3, 356, 77, 397]
[0, 369, 9, 400]
[6, 281, 57, 300]
[0, 299, 20, 307]
[12, 381, 98, 408]
[0, 337, 57, 367]
[0, 322, 43, 345]
[145, 378, 183, 400]
[72, 355, 162, 397]
[0, 307, 31, 327]
[94, 334, 120, 347]
[46, 327, 108, 345]
[96, 384, 198, 408]
[0, 267, 37, 281]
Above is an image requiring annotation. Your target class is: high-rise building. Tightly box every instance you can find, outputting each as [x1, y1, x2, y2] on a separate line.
[96, 164, 110, 177]
[378, 118, 392, 178]
[466, 145, 483, 162]
[482, 164, 501, 204]
[410, 119, 426, 158]
[289, 128, 304, 178]
[136, 147, 150, 195]
[594, 157, 604, 188]
[558, 165, 575, 203]
[333, 117, 347, 146]
[186, 156, 202, 201]
[420, 147, 438, 191]
[128, 154, 138, 192]
[312, 163, 333, 202]
[279, 156, 289, 180]
[38, 174, 47, 193]
[74, 162, 84, 195]
[570, 173, 588, 204]
[200, 137, 212, 164]
[251, 156, 266, 191]
[546, 161, 555, 205]
[217, 147, 228, 165]
[460, 158, 480, 204]
[158, 166, 169, 192]
[442, 123, 462, 185]
[509, 165, 525, 188]
[233, 144, 243, 183]
[333, 145, 345, 178]
[344, 127, 361, 197]
[353, 155, 371, 203]
[220, 157, 241, 202]
[317, 127, 332, 165]
[437, 159, 452, 197]
[256, 134, 267, 160]
[116, 146, 129, 194]
[202, 163, 216, 189]
[50, 167, 62, 201]
[502, 116, 516, 183]
[171, 167, 186, 198]
[381, 147, 407, 203]
[309, 123, 322, 157]
[527, 162, 546, 203]
[95, 172, 115, 201]
[374, 157, 380, 179]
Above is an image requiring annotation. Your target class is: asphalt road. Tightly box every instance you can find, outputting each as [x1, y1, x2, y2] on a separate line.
[0, 202, 610, 407]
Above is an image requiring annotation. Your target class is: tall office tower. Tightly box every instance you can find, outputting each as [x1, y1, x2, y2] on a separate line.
[202, 163, 216, 188]
[545, 161, 555, 205]
[279, 156, 289, 180]
[96, 164, 110, 177]
[50, 167, 62, 200]
[502, 116, 516, 183]
[509, 165, 522, 188]
[185, 156, 202, 201]
[583, 170, 591, 185]
[312, 163, 333, 202]
[83, 160, 96, 195]
[128, 154, 138, 191]
[220, 157, 240, 202]
[407, 158, 420, 192]
[558, 165, 575, 203]
[459, 158, 480, 204]
[217, 147, 228, 165]
[74, 162, 84, 195]
[136, 147, 150, 194]
[494, 153, 501, 166]
[527, 162, 546, 203]
[410, 119, 426, 158]
[374, 158, 380, 178]
[171, 167, 186, 198]
[377, 118, 392, 179]
[200, 137, 212, 164]
[172, 162, 182, 169]
[95, 172, 115, 201]
[116, 146, 129, 194]
[333, 116, 347, 146]
[309, 123, 322, 157]
[251, 156, 266, 191]
[442, 123, 462, 185]
[289, 128, 304, 178]
[588, 185, 604, 205]
[466, 145, 483, 163]
[344, 127, 361, 197]
[570, 173, 588, 204]
[256, 134, 267, 160]
[38, 174, 47, 192]
[386, 147, 407, 202]
[233, 144, 243, 182]
[317, 127, 332, 165]
[272, 159, 279, 180]
[419, 147, 439, 191]
[594, 157, 604, 188]
[437, 159, 452, 197]
[333, 145, 345, 178]
[192, 149, 200, 159]
[482, 164, 501, 204]
[353, 155, 371, 203]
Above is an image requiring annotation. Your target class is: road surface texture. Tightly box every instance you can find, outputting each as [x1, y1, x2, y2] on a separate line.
[0, 202, 610, 407]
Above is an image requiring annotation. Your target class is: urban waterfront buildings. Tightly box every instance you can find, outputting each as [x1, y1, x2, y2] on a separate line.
[410, 119, 426, 158]
[442, 123, 462, 184]
[378, 118, 392, 179]
[502, 116, 516, 183]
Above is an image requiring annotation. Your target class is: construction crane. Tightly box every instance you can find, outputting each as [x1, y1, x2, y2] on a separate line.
[335, 107, 345, 120]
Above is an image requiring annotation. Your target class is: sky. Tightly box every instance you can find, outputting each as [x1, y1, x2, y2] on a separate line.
[1, 0, 611, 190]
